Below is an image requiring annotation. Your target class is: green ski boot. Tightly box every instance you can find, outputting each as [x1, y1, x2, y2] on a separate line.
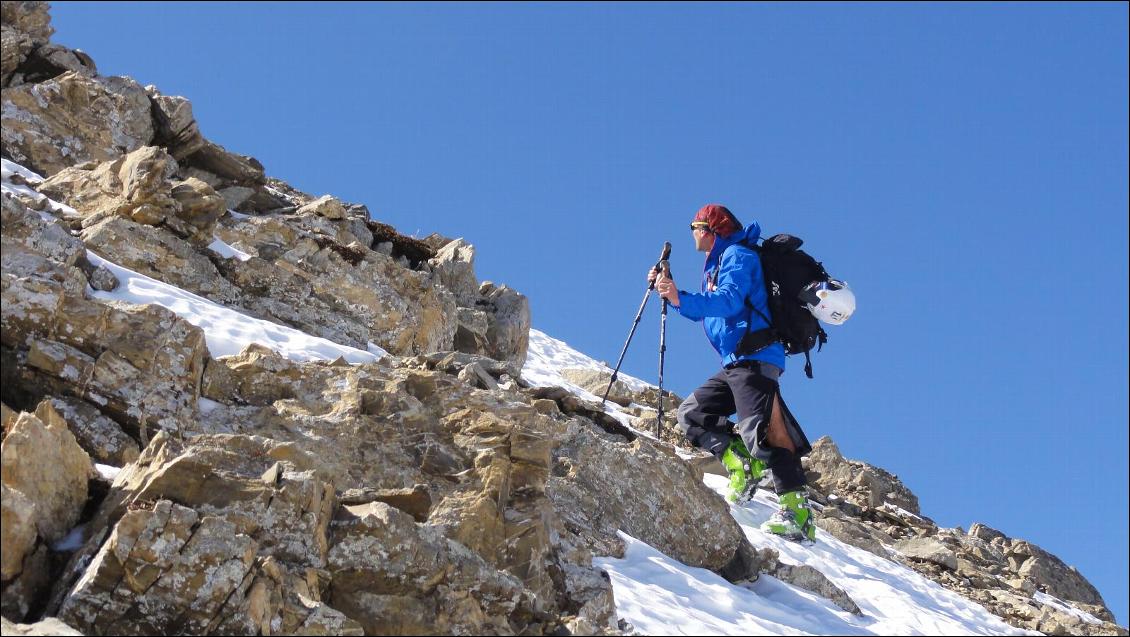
[761, 490, 816, 542]
[720, 437, 766, 504]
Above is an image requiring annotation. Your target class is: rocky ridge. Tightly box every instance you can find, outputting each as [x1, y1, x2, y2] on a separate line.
[1, 3, 1125, 635]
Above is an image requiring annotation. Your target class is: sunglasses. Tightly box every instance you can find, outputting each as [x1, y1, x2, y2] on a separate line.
[690, 223, 712, 233]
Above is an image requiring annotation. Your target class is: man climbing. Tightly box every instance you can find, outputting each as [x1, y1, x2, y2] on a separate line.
[650, 204, 816, 542]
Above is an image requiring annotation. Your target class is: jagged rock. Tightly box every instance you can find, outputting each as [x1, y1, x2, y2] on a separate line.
[0, 617, 82, 636]
[167, 175, 225, 241]
[477, 281, 531, 369]
[0, 2, 54, 44]
[424, 350, 522, 380]
[1, 543, 51, 621]
[457, 361, 498, 390]
[39, 146, 223, 243]
[296, 194, 346, 219]
[0, 482, 39, 580]
[328, 501, 548, 635]
[429, 238, 479, 305]
[896, 537, 960, 571]
[969, 521, 1008, 543]
[16, 42, 97, 85]
[146, 87, 205, 159]
[1008, 540, 1108, 609]
[211, 214, 457, 355]
[0, 406, 91, 542]
[87, 265, 117, 291]
[548, 423, 747, 571]
[54, 433, 355, 636]
[1, 2, 54, 87]
[1, 243, 207, 437]
[1, 192, 86, 268]
[804, 436, 921, 515]
[420, 232, 455, 250]
[36, 396, 139, 466]
[81, 216, 238, 300]
[454, 306, 491, 355]
[338, 485, 432, 523]
[190, 354, 620, 631]
[181, 139, 266, 186]
[814, 505, 893, 555]
[1, 71, 154, 176]
[1, 25, 35, 87]
[775, 562, 862, 615]
[219, 185, 255, 210]
[561, 368, 635, 406]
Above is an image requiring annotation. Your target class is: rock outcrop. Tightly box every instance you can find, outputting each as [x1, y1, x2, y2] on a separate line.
[803, 437, 1126, 636]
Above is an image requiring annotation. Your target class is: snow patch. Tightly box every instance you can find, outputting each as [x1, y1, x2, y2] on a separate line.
[1033, 592, 1104, 626]
[95, 464, 122, 482]
[1, 157, 44, 183]
[596, 476, 1036, 636]
[207, 236, 253, 261]
[52, 524, 86, 552]
[85, 251, 381, 364]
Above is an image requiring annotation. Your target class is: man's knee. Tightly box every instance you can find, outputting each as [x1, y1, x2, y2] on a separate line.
[675, 394, 699, 436]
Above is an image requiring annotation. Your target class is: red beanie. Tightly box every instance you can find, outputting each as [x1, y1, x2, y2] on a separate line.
[692, 204, 742, 238]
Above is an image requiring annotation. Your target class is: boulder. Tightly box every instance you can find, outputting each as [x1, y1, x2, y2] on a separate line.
[39, 146, 224, 243]
[181, 139, 266, 186]
[0, 406, 91, 542]
[36, 395, 139, 465]
[11, 42, 97, 86]
[561, 367, 635, 406]
[896, 537, 960, 571]
[328, 501, 547, 635]
[1, 25, 35, 87]
[146, 87, 206, 159]
[0, 482, 39, 581]
[1, 1, 54, 87]
[477, 281, 531, 369]
[429, 238, 478, 305]
[296, 194, 346, 220]
[55, 433, 357, 636]
[1, 192, 87, 270]
[804, 436, 921, 515]
[0, 2, 53, 44]
[548, 423, 748, 571]
[1009, 540, 1109, 609]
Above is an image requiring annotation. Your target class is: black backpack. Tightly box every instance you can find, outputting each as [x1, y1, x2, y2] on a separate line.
[734, 233, 831, 378]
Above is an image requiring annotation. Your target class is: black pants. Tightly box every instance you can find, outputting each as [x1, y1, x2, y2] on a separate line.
[676, 361, 812, 494]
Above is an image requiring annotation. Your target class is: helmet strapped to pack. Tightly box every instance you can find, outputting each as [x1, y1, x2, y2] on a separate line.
[734, 233, 852, 378]
[800, 280, 855, 326]
[692, 204, 742, 238]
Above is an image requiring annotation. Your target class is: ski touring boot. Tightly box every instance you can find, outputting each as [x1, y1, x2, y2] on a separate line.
[761, 489, 817, 543]
[720, 437, 765, 504]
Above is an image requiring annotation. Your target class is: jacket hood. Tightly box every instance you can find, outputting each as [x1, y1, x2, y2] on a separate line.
[713, 221, 762, 256]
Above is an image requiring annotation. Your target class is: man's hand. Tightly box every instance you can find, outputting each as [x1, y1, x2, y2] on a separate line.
[656, 272, 680, 307]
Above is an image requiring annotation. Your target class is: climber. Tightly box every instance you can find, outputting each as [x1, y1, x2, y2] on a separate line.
[649, 204, 816, 542]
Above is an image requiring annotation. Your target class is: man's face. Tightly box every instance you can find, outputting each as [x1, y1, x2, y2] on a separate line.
[693, 225, 715, 252]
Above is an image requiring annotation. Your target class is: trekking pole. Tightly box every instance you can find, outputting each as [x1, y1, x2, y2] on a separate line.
[603, 242, 672, 406]
[656, 258, 670, 439]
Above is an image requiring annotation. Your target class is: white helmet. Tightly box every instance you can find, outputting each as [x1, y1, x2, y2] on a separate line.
[801, 280, 855, 326]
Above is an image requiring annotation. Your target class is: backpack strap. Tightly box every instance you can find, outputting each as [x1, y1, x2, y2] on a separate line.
[734, 240, 782, 357]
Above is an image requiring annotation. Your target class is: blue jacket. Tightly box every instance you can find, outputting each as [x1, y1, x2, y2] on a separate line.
[675, 223, 787, 370]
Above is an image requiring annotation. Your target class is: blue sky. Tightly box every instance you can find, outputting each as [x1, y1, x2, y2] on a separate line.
[51, 2, 1128, 623]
